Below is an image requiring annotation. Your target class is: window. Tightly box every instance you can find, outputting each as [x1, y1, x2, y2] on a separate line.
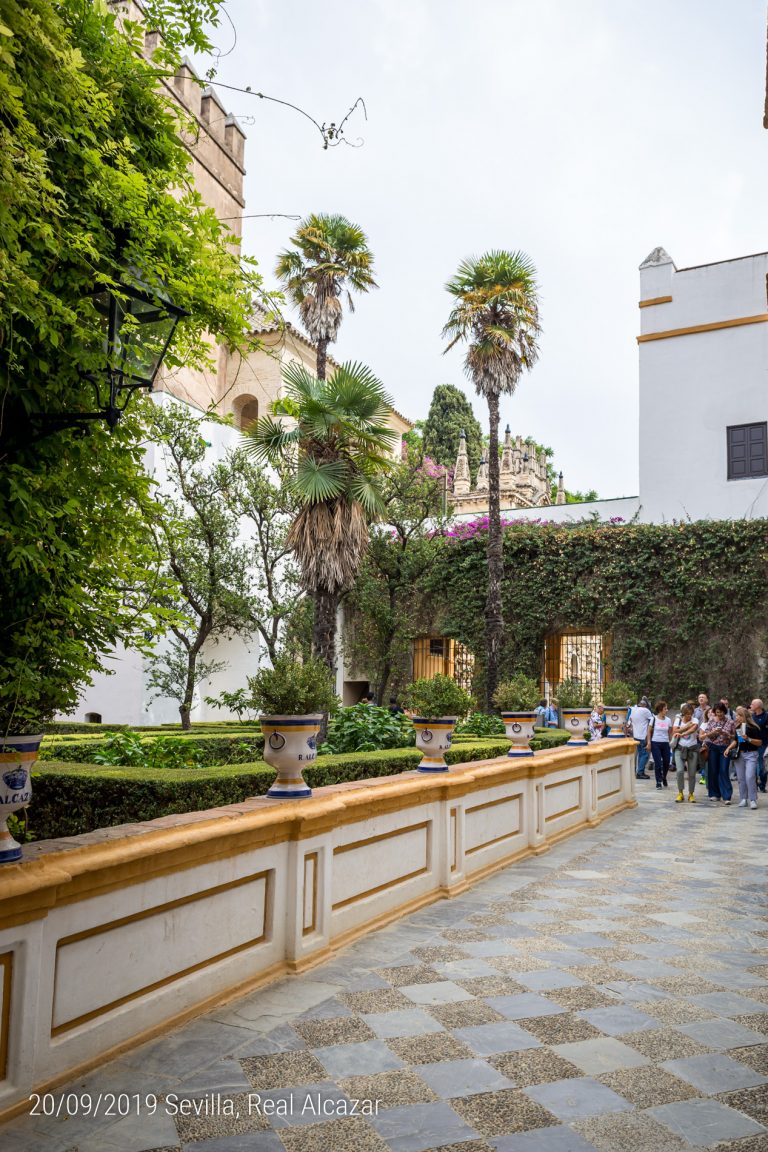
[727, 422, 768, 481]
[85, 712, 102, 724]
[429, 638, 446, 657]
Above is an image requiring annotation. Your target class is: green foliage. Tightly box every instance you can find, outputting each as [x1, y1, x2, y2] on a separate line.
[42, 731, 264, 768]
[530, 729, 571, 751]
[275, 212, 376, 376]
[602, 680, 636, 707]
[245, 358, 398, 670]
[204, 688, 256, 722]
[428, 520, 768, 705]
[144, 404, 257, 727]
[422, 385, 484, 473]
[454, 711, 506, 736]
[345, 442, 449, 702]
[31, 739, 511, 839]
[320, 704, 415, 754]
[225, 453, 303, 663]
[404, 675, 473, 718]
[43, 722, 130, 735]
[246, 361, 397, 521]
[7, 811, 34, 844]
[248, 655, 339, 716]
[493, 674, 541, 712]
[555, 679, 593, 708]
[0, 0, 262, 734]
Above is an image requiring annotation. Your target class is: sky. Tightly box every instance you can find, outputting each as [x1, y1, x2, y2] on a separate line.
[198, 0, 768, 498]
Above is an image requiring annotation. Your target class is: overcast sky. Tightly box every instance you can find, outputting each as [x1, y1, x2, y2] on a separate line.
[202, 0, 768, 497]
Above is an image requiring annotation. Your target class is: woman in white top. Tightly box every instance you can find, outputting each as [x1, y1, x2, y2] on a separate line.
[672, 703, 699, 802]
[646, 699, 673, 789]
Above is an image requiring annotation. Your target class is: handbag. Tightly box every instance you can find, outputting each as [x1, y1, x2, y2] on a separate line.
[727, 742, 741, 761]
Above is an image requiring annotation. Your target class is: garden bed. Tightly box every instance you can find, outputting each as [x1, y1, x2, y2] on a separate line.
[29, 738, 521, 841]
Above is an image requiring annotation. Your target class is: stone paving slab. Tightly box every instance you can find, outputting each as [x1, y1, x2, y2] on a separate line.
[3, 784, 768, 1151]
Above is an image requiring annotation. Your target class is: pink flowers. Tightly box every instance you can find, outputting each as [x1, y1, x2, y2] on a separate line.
[443, 515, 556, 540]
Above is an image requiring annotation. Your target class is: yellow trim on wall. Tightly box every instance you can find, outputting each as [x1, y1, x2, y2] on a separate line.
[637, 313, 768, 342]
[332, 821, 431, 911]
[302, 852, 318, 936]
[0, 952, 12, 1082]
[0, 740, 636, 931]
[0, 785, 638, 1128]
[51, 869, 272, 1036]
[638, 295, 673, 308]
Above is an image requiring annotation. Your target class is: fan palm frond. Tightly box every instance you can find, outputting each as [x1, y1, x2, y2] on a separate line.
[242, 415, 300, 465]
[291, 456, 348, 504]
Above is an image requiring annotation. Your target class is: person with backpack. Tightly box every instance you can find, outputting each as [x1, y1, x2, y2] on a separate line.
[725, 705, 763, 809]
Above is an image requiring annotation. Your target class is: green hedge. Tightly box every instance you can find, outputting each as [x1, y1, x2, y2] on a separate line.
[43, 721, 260, 735]
[40, 733, 265, 766]
[431, 520, 768, 704]
[29, 739, 513, 840]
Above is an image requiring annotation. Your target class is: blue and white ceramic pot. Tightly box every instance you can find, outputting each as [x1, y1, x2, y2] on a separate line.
[561, 708, 591, 745]
[500, 711, 536, 757]
[260, 714, 322, 798]
[0, 733, 41, 864]
[412, 717, 457, 772]
[603, 705, 628, 736]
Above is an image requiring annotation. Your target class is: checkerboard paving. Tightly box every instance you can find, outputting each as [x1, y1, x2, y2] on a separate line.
[4, 785, 768, 1152]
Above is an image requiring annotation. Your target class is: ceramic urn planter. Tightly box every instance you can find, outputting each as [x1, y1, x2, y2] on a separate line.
[260, 714, 322, 798]
[561, 708, 591, 746]
[412, 717, 457, 772]
[500, 711, 536, 757]
[603, 705, 628, 736]
[0, 733, 41, 864]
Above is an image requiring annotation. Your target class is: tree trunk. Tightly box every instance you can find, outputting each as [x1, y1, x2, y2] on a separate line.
[316, 339, 329, 381]
[484, 389, 504, 711]
[312, 588, 338, 673]
[179, 649, 197, 731]
[312, 587, 337, 744]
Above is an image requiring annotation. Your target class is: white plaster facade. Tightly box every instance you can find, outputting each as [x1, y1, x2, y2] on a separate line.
[637, 246, 768, 523]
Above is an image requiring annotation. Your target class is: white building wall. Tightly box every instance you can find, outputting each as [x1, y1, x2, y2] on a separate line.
[452, 495, 640, 526]
[638, 248, 768, 523]
[74, 395, 260, 725]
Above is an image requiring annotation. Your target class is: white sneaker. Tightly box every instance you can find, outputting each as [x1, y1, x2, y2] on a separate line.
[738, 799, 747, 807]
[750, 800, 758, 809]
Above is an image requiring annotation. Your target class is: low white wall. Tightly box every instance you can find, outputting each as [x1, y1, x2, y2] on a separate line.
[0, 740, 635, 1118]
[451, 495, 640, 525]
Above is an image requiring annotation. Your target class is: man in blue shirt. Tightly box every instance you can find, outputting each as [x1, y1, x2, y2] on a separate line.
[750, 698, 768, 793]
[543, 701, 559, 728]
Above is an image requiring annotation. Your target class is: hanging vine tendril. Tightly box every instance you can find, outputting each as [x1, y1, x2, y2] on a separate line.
[202, 81, 367, 149]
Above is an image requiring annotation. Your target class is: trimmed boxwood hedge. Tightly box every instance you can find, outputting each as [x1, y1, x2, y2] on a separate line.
[40, 733, 266, 766]
[42, 721, 260, 735]
[29, 738, 519, 841]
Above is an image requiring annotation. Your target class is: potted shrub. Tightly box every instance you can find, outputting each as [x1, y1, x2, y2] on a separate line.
[0, 701, 43, 864]
[404, 675, 473, 772]
[493, 674, 541, 758]
[556, 678, 593, 745]
[601, 680, 635, 737]
[248, 656, 339, 798]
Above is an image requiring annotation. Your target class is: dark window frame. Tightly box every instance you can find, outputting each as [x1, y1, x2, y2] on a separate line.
[726, 421, 768, 481]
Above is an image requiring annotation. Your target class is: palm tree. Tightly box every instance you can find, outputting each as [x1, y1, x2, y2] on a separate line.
[245, 360, 396, 671]
[443, 250, 541, 709]
[275, 213, 377, 380]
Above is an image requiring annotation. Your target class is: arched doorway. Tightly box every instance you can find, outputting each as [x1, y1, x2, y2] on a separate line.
[232, 394, 259, 432]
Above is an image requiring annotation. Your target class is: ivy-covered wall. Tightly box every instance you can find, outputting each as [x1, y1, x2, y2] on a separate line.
[428, 521, 768, 705]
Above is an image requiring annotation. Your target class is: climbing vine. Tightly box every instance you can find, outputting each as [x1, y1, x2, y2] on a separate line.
[418, 520, 768, 705]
